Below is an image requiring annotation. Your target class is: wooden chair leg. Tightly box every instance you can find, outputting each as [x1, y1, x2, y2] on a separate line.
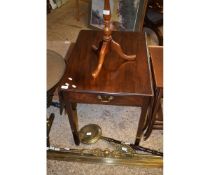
[47, 113, 55, 147]
[157, 102, 163, 121]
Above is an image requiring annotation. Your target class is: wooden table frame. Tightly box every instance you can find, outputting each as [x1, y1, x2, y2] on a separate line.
[144, 46, 163, 139]
[58, 30, 154, 146]
[59, 92, 152, 146]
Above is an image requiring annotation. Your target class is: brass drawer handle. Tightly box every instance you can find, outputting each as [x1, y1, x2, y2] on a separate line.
[97, 95, 114, 103]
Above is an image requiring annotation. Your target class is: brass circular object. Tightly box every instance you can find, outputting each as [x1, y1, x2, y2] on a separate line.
[79, 124, 102, 144]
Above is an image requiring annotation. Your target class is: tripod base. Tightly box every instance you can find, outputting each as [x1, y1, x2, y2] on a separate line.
[92, 39, 136, 78]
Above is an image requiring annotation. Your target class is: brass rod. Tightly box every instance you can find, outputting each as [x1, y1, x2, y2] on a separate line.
[47, 150, 163, 168]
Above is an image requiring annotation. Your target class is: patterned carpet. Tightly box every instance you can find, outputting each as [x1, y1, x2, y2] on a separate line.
[47, 0, 163, 174]
[47, 0, 160, 45]
[47, 104, 163, 175]
[47, 0, 89, 42]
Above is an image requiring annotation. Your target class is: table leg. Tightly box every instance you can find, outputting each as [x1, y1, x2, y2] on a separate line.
[135, 99, 150, 145]
[143, 97, 154, 131]
[157, 103, 163, 121]
[47, 113, 55, 147]
[144, 88, 162, 140]
[58, 90, 64, 115]
[72, 103, 78, 129]
[65, 101, 80, 145]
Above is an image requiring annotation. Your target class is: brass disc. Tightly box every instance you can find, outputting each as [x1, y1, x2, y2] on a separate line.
[79, 124, 102, 144]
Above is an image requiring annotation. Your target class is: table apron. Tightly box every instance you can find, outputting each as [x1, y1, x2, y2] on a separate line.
[63, 92, 150, 107]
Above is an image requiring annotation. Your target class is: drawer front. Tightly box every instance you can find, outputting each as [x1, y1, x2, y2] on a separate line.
[64, 92, 145, 106]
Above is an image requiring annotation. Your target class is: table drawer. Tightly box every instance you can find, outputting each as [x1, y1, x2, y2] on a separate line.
[64, 92, 145, 106]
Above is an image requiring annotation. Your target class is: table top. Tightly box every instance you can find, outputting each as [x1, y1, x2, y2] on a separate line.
[61, 30, 153, 96]
[148, 46, 163, 88]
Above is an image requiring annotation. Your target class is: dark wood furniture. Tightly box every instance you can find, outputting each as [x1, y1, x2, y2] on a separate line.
[47, 113, 55, 147]
[59, 30, 154, 146]
[47, 50, 66, 148]
[47, 44, 76, 147]
[47, 50, 66, 107]
[144, 46, 163, 140]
